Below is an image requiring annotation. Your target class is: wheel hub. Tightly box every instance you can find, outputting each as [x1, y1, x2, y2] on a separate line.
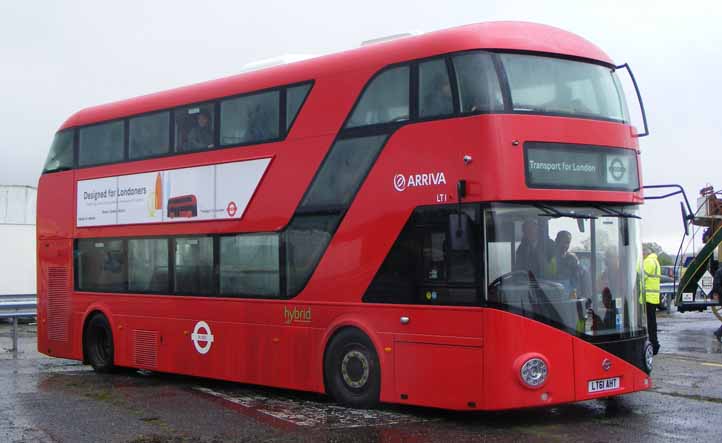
[341, 350, 369, 389]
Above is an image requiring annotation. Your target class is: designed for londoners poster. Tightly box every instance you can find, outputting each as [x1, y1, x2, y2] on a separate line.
[77, 158, 271, 227]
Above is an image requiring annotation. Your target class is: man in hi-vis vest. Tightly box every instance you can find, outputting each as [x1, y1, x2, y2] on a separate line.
[643, 245, 662, 355]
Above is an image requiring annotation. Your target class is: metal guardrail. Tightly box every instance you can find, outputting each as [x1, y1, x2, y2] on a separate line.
[0, 294, 37, 356]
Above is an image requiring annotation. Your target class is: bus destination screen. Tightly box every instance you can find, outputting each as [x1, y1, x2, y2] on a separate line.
[524, 142, 639, 191]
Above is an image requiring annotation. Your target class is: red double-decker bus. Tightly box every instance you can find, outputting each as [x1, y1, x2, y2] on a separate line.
[38, 22, 652, 411]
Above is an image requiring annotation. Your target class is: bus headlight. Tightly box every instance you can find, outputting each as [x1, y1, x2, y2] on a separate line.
[644, 342, 654, 372]
[515, 353, 549, 389]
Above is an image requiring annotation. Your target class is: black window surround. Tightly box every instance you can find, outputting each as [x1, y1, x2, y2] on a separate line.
[75, 233, 284, 298]
[363, 204, 483, 306]
[334, 50, 510, 139]
[46, 80, 314, 173]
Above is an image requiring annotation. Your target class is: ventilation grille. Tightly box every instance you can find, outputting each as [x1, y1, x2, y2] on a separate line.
[133, 330, 159, 369]
[47, 267, 70, 342]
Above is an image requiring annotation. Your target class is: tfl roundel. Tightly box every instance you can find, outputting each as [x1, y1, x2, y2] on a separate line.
[191, 321, 214, 355]
[226, 201, 238, 217]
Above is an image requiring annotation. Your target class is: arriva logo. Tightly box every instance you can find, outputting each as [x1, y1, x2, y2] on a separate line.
[393, 172, 447, 192]
[283, 306, 312, 325]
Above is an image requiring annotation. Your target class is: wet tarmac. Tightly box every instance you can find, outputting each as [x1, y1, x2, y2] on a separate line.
[1, 309, 721, 443]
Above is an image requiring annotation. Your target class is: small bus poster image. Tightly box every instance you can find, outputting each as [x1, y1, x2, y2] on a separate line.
[167, 195, 198, 218]
[38, 22, 651, 411]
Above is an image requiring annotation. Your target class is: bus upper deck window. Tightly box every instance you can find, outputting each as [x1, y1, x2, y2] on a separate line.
[418, 59, 453, 118]
[43, 129, 74, 173]
[220, 91, 280, 146]
[346, 66, 410, 128]
[499, 54, 628, 122]
[129, 112, 170, 160]
[286, 83, 312, 131]
[78, 121, 124, 167]
[452, 52, 504, 113]
[175, 104, 216, 153]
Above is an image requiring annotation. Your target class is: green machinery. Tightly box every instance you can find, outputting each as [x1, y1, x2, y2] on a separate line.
[675, 186, 722, 320]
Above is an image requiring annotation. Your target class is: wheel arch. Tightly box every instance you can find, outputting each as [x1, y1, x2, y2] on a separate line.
[80, 304, 117, 364]
[320, 315, 385, 394]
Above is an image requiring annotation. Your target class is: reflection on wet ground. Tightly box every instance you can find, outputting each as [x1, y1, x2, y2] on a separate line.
[0, 310, 721, 442]
[657, 309, 722, 355]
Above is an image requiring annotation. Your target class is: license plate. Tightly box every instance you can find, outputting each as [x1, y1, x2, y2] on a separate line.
[588, 377, 620, 393]
[682, 292, 693, 302]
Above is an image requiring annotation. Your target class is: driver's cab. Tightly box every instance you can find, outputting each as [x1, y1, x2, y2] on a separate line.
[485, 203, 643, 337]
[364, 202, 644, 338]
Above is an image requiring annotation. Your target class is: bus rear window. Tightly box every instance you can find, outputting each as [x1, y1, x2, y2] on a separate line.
[43, 130, 74, 173]
[79, 121, 125, 167]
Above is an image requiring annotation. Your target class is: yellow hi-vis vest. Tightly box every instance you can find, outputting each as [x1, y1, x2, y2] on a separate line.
[643, 253, 661, 305]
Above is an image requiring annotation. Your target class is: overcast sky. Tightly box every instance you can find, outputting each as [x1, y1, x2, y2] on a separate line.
[2, 0, 720, 253]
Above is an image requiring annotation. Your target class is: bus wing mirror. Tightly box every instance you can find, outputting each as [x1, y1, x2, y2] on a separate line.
[616, 63, 649, 138]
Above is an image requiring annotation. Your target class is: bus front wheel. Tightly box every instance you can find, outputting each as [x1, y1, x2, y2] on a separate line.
[84, 314, 116, 373]
[324, 328, 380, 409]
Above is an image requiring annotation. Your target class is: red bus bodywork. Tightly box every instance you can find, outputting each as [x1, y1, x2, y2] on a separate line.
[37, 22, 650, 411]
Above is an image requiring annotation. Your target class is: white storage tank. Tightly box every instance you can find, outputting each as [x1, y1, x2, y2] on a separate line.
[0, 185, 37, 295]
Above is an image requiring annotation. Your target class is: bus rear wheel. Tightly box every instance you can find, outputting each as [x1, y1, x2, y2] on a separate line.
[324, 328, 380, 409]
[84, 314, 116, 373]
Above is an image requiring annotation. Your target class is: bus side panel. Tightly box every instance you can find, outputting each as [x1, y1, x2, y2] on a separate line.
[113, 314, 248, 381]
[244, 323, 322, 390]
[372, 307, 484, 410]
[394, 339, 483, 410]
[37, 239, 75, 358]
[37, 172, 75, 240]
[483, 309, 575, 409]
[100, 304, 325, 393]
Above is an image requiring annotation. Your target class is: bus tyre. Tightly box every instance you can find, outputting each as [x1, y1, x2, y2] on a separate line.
[84, 314, 116, 373]
[324, 328, 380, 409]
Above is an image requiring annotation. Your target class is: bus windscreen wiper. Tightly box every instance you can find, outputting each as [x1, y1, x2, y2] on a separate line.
[592, 205, 641, 219]
[535, 204, 597, 219]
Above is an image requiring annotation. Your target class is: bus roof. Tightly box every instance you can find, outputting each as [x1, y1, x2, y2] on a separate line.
[60, 21, 614, 131]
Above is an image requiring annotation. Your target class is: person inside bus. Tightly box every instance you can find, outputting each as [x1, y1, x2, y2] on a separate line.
[248, 104, 271, 141]
[590, 287, 617, 332]
[514, 219, 553, 278]
[421, 73, 453, 117]
[549, 230, 582, 295]
[185, 110, 214, 151]
[599, 248, 623, 297]
[547, 83, 593, 116]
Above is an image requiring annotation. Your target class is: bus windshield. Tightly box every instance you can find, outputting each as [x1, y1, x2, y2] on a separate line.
[499, 54, 630, 123]
[485, 203, 644, 338]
